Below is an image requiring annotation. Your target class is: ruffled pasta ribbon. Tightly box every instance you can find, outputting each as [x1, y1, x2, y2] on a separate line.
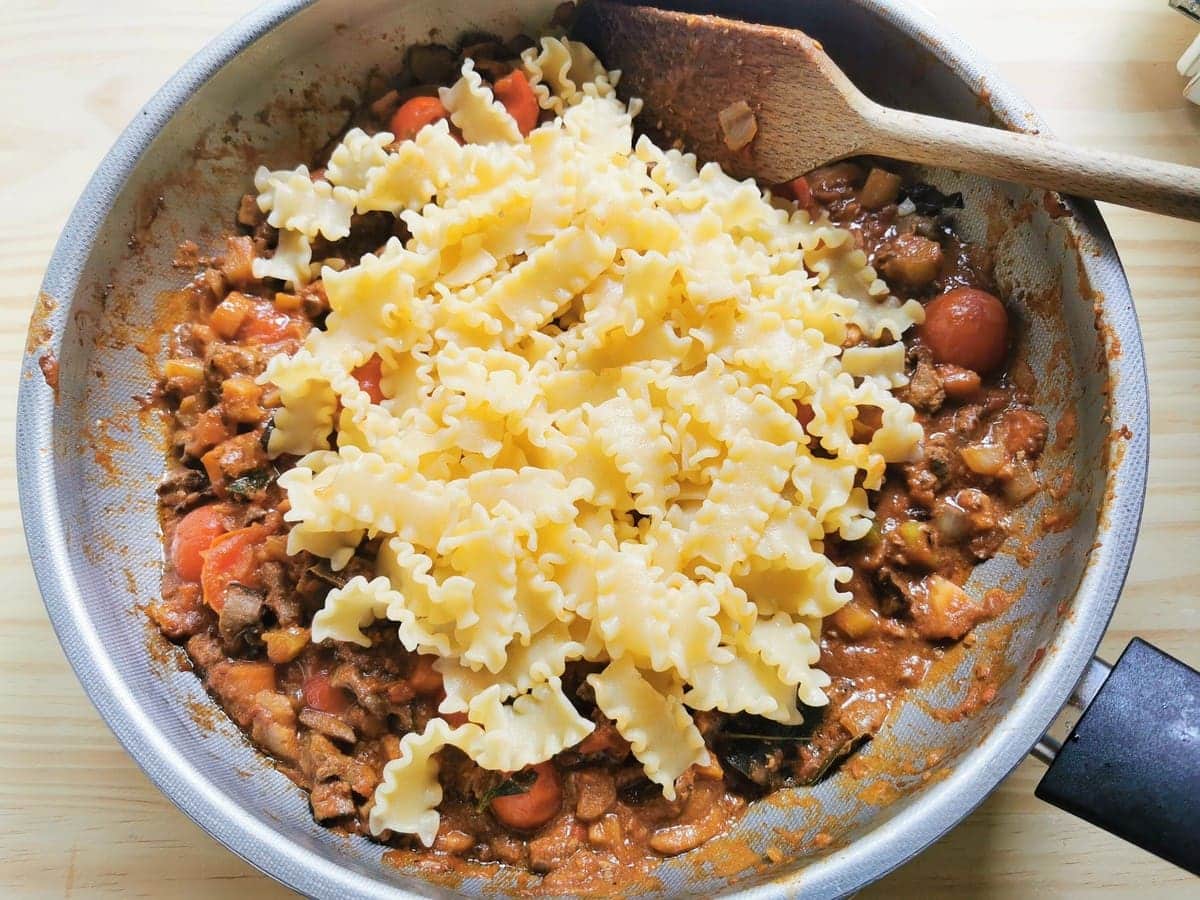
[259, 36, 924, 844]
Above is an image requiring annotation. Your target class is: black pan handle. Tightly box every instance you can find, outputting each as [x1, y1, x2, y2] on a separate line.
[1033, 638, 1200, 875]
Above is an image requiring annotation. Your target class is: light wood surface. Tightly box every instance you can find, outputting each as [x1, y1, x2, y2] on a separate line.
[2, 1, 1197, 897]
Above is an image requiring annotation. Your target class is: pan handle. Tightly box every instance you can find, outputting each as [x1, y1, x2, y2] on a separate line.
[1031, 639, 1200, 875]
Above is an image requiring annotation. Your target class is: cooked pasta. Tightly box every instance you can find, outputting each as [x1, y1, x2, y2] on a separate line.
[249, 36, 929, 844]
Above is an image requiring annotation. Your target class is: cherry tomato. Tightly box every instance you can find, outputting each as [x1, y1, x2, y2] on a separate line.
[352, 354, 385, 404]
[302, 670, 349, 714]
[490, 762, 562, 831]
[200, 524, 267, 612]
[240, 299, 307, 344]
[170, 504, 229, 582]
[389, 96, 449, 142]
[917, 288, 1009, 374]
[493, 69, 539, 136]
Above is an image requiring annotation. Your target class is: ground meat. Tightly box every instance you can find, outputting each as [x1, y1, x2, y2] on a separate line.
[204, 431, 268, 485]
[904, 438, 954, 508]
[300, 708, 357, 744]
[997, 407, 1049, 457]
[900, 352, 945, 413]
[311, 779, 356, 821]
[184, 631, 225, 671]
[157, 466, 212, 513]
[260, 560, 304, 626]
[217, 583, 265, 650]
[529, 816, 586, 873]
[206, 341, 267, 382]
[571, 770, 617, 823]
[153, 139, 1052, 889]
[876, 233, 943, 292]
[168, 322, 215, 359]
[329, 662, 393, 718]
[148, 582, 212, 640]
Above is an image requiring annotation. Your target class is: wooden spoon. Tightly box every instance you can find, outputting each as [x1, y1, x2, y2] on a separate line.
[576, 1, 1200, 220]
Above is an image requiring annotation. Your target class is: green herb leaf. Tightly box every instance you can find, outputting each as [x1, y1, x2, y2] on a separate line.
[713, 714, 821, 785]
[476, 769, 538, 812]
[900, 182, 964, 216]
[306, 563, 348, 589]
[718, 733, 814, 744]
[227, 469, 274, 497]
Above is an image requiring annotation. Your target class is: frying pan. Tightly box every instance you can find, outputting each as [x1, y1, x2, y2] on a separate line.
[16, 0, 1199, 895]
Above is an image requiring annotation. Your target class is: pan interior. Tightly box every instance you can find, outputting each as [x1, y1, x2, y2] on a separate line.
[20, 0, 1141, 896]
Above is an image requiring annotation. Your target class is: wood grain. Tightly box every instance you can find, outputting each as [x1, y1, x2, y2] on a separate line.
[2, 1, 1198, 897]
[591, 0, 1200, 219]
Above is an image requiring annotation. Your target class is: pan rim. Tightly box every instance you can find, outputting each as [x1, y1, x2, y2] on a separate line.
[16, 1, 1150, 897]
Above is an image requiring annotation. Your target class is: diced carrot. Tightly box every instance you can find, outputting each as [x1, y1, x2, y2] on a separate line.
[389, 96, 449, 142]
[210, 291, 254, 339]
[408, 654, 443, 695]
[352, 354, 385, 404]
[170, 504, 229, 582]
[493, 70, 539, 136]
[200, 524, 267, 612]
[225, 661, 277, 699]
[220, 235, 257, 289]
[303, 671, 348, 714]
[264, 626, 311, 664]
[200, 446, 225, 493]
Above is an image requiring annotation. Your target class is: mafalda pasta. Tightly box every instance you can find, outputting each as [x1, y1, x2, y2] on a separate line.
[255, 37, 924, 845]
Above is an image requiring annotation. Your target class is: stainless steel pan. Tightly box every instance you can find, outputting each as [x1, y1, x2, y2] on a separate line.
[16, 0, 1196, 895]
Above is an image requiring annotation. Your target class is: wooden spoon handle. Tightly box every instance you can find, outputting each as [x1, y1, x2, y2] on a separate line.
[864, 106, 1200, 220]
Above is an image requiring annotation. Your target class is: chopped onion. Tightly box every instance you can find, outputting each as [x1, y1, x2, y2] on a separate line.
[933, 501, 971, 542]
[838, 696, 889, 739]
[1004, 459, 1040, 502]
[718, 100, 758, 152]
[960, 442, 1005, 476]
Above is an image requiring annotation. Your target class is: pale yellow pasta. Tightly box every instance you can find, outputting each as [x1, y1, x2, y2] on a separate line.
[841, 341, 909, 387]
[440, 59, 523, 145]
[253, 37, 926, 846]
[251, 229, 312, 286]
[465, 676, 595, 771]
[326, 127, 394, 191]
[254, 164, 356, 240]
[370, 719, 479, 845]
[435, 622, 585, 713]
[310, 575, 395, 647]
[520, 37, 616, 114]
[588, 658, 709, 800]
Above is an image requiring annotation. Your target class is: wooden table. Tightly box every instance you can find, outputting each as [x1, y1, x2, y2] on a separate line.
[3, 1, 1198, 896]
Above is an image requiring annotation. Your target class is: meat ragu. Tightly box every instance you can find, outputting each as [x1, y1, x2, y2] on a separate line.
[149, 36, 1048, 892]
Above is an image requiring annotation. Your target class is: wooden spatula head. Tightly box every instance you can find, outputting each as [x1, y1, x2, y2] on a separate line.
[575, 0, 875, 183]
[573, 1, 1200, 220]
